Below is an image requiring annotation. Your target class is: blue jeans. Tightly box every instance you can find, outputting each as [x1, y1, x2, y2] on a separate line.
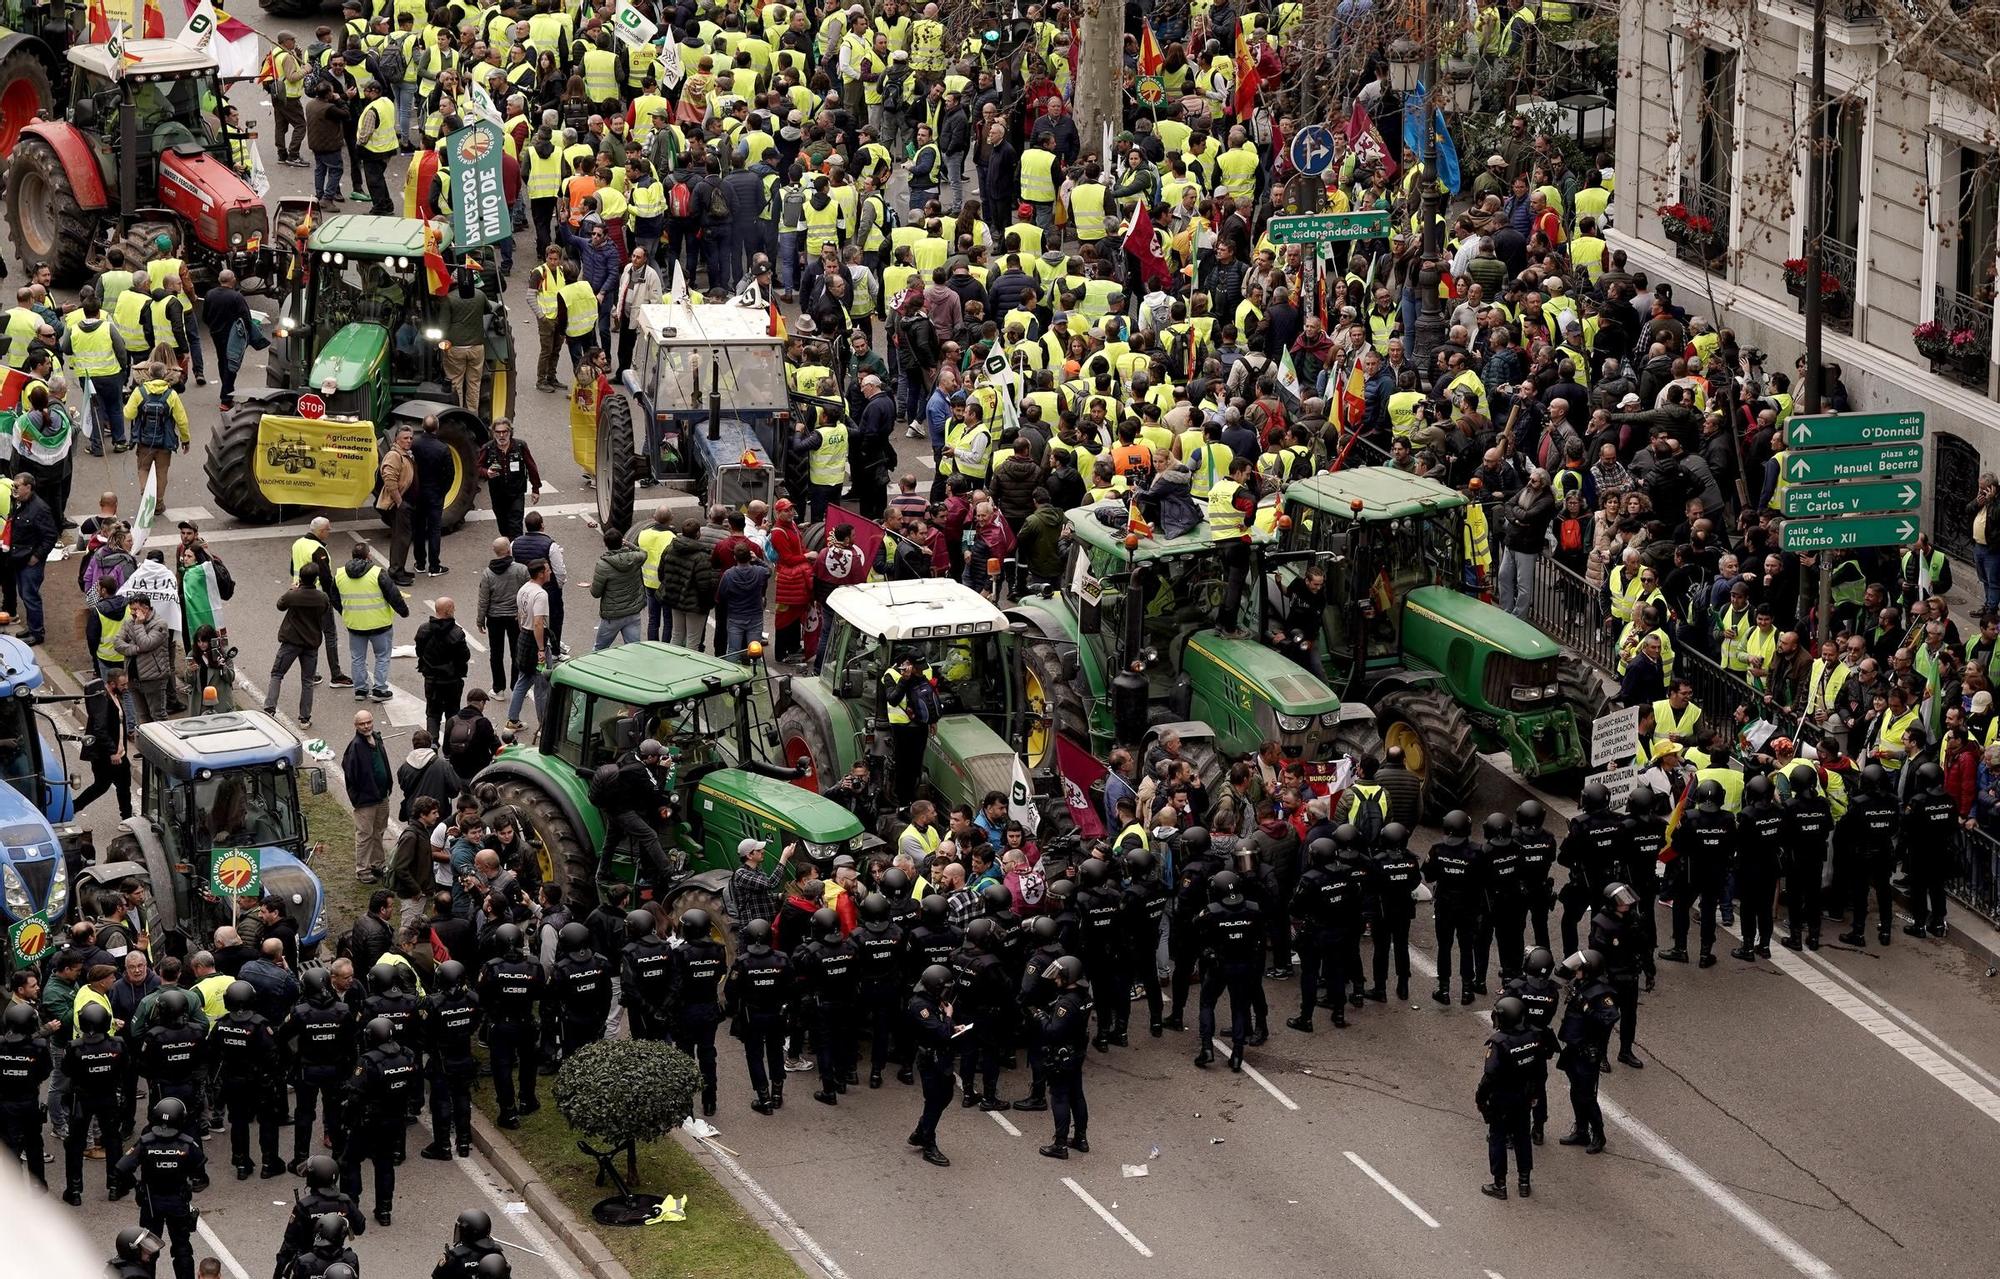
[15, 559, 44, 636]
[394, 83, 418, 146]
[348, 628, 392, 694]
[593, 613, 641, 650]
[314, 150, 344, 200]
[507, 665, 549, 724]
[646, 591, 668, 641]
[945, 152, 964, 207]
[778, 230, 803, 291]
[1977, 545, 2000, 611]
[724, 614, 763, 662]
[1495, 547, 1537, 619]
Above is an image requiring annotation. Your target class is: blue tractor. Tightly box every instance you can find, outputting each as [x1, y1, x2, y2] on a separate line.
[82, 710, 331, 960]
[0, 636, 85, 946]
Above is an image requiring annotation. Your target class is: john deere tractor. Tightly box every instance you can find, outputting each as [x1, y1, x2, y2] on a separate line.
[204, 214, 516, 529]
[1271, 468, 1604, 817]
[7, 39, 274, 290]
[1010, 508, 1382, 793]
[476, 643, 870, 957]
[772, 580, 1033, 818]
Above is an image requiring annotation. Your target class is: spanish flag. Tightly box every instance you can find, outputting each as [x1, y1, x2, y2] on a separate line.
[1137, 20, 1163, 78]
[423, 225, 450, 296]
[1233, 24, 1261, 120]
[1337, 360, 1366, 430]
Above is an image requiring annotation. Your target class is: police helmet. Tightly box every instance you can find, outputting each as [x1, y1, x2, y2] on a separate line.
[304, 1154, 340, 1191]
[323, 1266, 358, 1279]
[1043, 878, 1077, 905]
[919, 964, 955, 996]
[1441, 809, 1472, 839]
[1482, 812, 1511, 841]
[1860, 763, 1890, 795]
[1028, 914, 1058, 944]
[455, 1209, 492, 1244]
[859, 893, 892, 933]
[679, 908, 713, 942]
[1332, 823, 1359, 850]
[1043, 954, 1085, 986]
[1178, 826, 1212, 859]
[313, 1213, 350, 1250]
[0, 1003, 32, 1036]
[367, 964, 399, 996]
[742, 919, 773, 954]
[1378, 822, 1410, 850]
[1789, 764, 1818, 798]
[1124, 847, 1155, 878]
[156, 988, 191, 1025]
[1625, 786, 1656, 818]
[495, 923, 525, 954]
[965, 916, 1001, 950]
[1308, 836, 1338, 867]
[78, 1002, 112, 1036]
[224, 980, 255, 1013]
[1514, 799, 1545, 829]
[1604, 882, 1638, 910]
[1077, 857, 1108, 889]
[558, 921, 593, 954]
[1580, 781, 1610, 813]
[437, 960, 467, 990]
[1695, 779, 1724, 811]
[1744, 774, 1771, 804]
[881, 867, 911, 897]
[919, 893, 950, 925]
[1560, 948, 1604, 980]
[114, 1229, 163, 1266]
[1525, 947, 1555, 978]
[811, 907, 841, 940]
[301, 968, 332, 1000]
[626, 908, 657, 939]
[980, 881, 1014, 915]
[473, 1255, 511, 1279]
[1492, 995, 1527, 1031]
[150, 1097, 188, 1129]
[365, 1015, 396, 1046]
[1917, 760, 1946, 793]
[1209, 869, 1244, 906]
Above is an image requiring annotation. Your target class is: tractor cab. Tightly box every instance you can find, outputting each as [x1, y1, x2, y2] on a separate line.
[87, 712, 329, 961]
[0, 637, 83, 950]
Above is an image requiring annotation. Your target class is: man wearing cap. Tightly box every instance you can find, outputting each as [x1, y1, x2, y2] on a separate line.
[728, 839, 794, 933]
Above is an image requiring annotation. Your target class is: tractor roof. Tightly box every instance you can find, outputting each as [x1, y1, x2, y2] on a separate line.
[1284, 468, 1467, 520]
[308, 215, 452, 258]
[137, 712, 305, 780]
[637, 299, 782, 345]
[827, 581, 1009, 641]
[552, 641, 753, 704]
[1064, 506, 1274, 563]
[72, 40, 217, 80]
[0, 636, 48, 699]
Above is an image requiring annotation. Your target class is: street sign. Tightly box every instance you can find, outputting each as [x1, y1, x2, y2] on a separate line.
[1590, 705, 1641, 768]
[296, 392, 326, 419]
[1785, 410, 1924, 449]
[1268, 210, 1388, 245]
[1782, 444, 1923, 484]
[1784, 478, 1922, 519]
[1779, 513, 1921, 553]
[1289, 125, 1336, 177]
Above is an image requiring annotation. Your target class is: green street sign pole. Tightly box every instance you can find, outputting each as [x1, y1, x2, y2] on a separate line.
[1783, 478, 1923, 519]
[1780, 513, 1922, 553]
[1785, 410, 1925, 449]
[1782, 443, 1923, 484]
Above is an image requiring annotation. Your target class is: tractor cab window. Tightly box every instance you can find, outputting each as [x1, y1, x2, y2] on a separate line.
[1134, 553, 1229, 649]
[659, 344, 789, 413]
[647, 692, 741, 766]
[186, 769, 301, 853]
[1293, 506, 1355, 663]
[0, 697, 39, 808]
[310, 254, 424, 373]
[551, 691, 629, 771]
[872, 633, 993, 714]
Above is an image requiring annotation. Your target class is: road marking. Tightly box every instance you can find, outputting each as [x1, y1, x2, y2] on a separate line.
[195, 1219, 251, 1279]
[1237, 1055, 1301, 1111]
[1342, 1151, 1440, 1228]
[697, 1135, 854, 1279]
[988, 1109, 1022, 1137]
[454, 1130, 587, 1279]
[1485, 1272, 1506, 1279]
[1795, 946, 2000, 1094]
[162, 506, 217, 524]
[1061, 1176, 1155, 1257]
[171, 500, 620, 546]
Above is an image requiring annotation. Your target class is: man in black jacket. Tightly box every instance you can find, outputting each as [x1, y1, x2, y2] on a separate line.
[348, 892, 395, 975]
[75, 670, 132, 818]
[9, 473, 57, 645]
[410, 416, 455, 576]
[413, 596, 472, 745]
[853, 374, 898, 519]
[1496, 468, 1554, 620]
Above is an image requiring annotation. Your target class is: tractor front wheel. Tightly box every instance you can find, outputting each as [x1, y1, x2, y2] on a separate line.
[204, 399, 290, 523]
[492, 778, 597, 910]
[5, 135, 93, 285]
[1022, 638, 1086, 774]
[433, 412, 485, 532]
[662, 881, 737, 971]
[1558, 661, 1611, 772]
[1373, 687, 1479, 824]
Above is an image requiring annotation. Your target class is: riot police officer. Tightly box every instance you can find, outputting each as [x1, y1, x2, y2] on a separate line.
[1663, 779, 1733, 966]
[798, 908, 860, 1105]
[1194, 869, 1262, 1071]
[1558, 782, 1627, 955]
[287, 1213, 359, 1278]
[1076, 857, 1125, 1050]
[431, 1208, 504, 1278]
[1366, 822, 1421, 1002]
[906, 964, 959, 1167]
[341, 1016, 419, 1227]
[1034, 955, 1093, 1160]
[725, 919, 792, 1114]
[1782, 764, 1832, 950]
[950, 915, 1010, 1109]
[1733, 774, 1784, 959]
[1165, 827, 1221, 1030]
[213, 980, 285, 1180]
[136, 989, 206, 1136]
[879, 867, 921, 933]
[110, 1227, 164, 1279]
[1554, 949, 1619, 1152]
[1476, 995, 1549, 1200]
[550, 921, 614, 1061]
[0, 1001, 51, 1183]
[1289, 835, 1359, 1032]
[1837, 763, 1900, 949]
[418, 960, 483, 1160]
[273, 1156, 365, 1279]
[1620, 788, 1666, 987]
[1119, 847, 1170, 1037]
[671, 908, 728, 1115]
[1480, 812, 1528, 985]
[1013, 914, 1068, 1111]
[905, 893, 962, 984]
[978, 880, 1027, 1065]
[282, 968, 358, 1172]
[1903, 760, 1958, 939]
[1512, 800, 1558, 952]
[1425, 811, 1486, 1005]
[115, 1098, 207, 1279]
[852, 893, 907, 1088]
[1042, 877, 1083, 955]
[62, 1001, 128, 1203]
[1588, 884, 1644, 1068]
[1500, 947, 1560, 1145]
[621, 908, 677, 1042]
[479, 923, 546, 1128]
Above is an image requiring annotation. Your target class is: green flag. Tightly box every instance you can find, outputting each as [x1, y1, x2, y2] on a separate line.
[182, 560, 227, 638]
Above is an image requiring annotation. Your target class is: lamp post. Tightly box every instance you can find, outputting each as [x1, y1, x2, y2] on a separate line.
[1388, 36, 1464, 367]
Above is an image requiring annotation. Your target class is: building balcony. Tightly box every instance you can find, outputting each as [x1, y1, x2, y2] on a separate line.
[1668, 178, 1730, 272]
[1930, 283, 1994, 393]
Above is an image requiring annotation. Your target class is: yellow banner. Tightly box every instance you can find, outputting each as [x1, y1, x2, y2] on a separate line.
[254, 415, 379, 508]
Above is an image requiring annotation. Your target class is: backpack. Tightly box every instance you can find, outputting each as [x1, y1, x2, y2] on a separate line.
[668, 178, 694, 219]
[702, 177, 729, 221]
[1347, 783, 1388, 846]
[302, 67, 332, 98]
[444, 714, 477, 756]
[1558, 516, 1584, 552]
[909, 679, 941, 726]
[374, 44, 408, 86]
[134, 387, 175, 447]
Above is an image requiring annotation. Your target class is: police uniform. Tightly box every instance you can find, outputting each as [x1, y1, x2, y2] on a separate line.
[906, 986, 957, 1159]
[1476, 1022, 1550, 1192]
[420, 982, 483, 1158]
[671, 936, 728, 1112]
[477, 946, 546, 1124]
[0, 1017, 52, 1184]
[1480, 826, 1528, 983]
[1499, 971, 1561, 1139]
[852, 916, 907, 1085]
[1558, 803, 1627, 956]
[1118, 867, 1170, 1034]
[1586, 906, 1643, 1063]
[339, 1030, 420, 1223]
[1513, 815, 1558, 953]
[61, 1019, 127, 1201]
[1195, 895, 1263, 1062]
[212, 1004, 285, 1177]
[1555, 973, 1619, 1150]
[115, 1119, 207, 1279]
[551, 942, 614, 1060]
[1670, 798, 1735, 962]
[1035, 982, 1093, 1152]
[947, 933, 1008, 1104]
[281, 988, 358, 1166]
[1733, 791, 1785, 955]
[1166, 848, 1223, 1027]
[621, 928, 678, 1042]
[726, 944, 792, 1111]
[1783, 782, 1833, 948]
[1076, 875, 1125, 1047]
[137, 1012, 209, 1135]
[799, 928, 861, 1100]
[1366, 841, 1421, 999]
[1423, 831, 1486, 1002]
[1291, 855, 1361, 1027]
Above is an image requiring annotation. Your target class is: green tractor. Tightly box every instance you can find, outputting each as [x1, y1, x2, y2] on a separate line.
[203, 214, 516, 529]
[1271, 467, 1603, 817]
[476, 642, 870, 955]
[771, 580, 1034, 817]
[1009, 508, 1383, 792]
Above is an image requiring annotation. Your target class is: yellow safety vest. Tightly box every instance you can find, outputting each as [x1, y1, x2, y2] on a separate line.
[1387, 390, 1425, 437]
[148, 295, 184, 350]
[1607, 565, 1642, 623]
[1218, 145, 1258, 200]
[1696, 765, 1744, 813]
[559, 280, 598, 338]
[1651, 699, 1701, 741]
[532, 267, 561, 321]
[96, 605, 128, 665]
[943, 421, 990, 480]
[1717, 603, 1751, 671]
[146, 258, 185, 290]
[1767, 449, 1789, 510]
[194, 974, 233, 1021]
[582, 46, 619, 101]
[525, 146, 563, 199]
[1020, 148, 1058, 203]
[65, 318, 120, 378]
[803, 199, 842, 256]
[1209, 478, 1245, 540]
[2, 308, 41, 368]
[1876, 707, 1919, 768]
[290, 536, 322, 583]
[1071, 183, 1110, 240]
[900, 822, 941, 857]
[1804, 658, 1850, 717]
[910, 18, 945, 70]
[635, 525, 675, 591]
[341, 565, 394, 631]
[810, 423, 849, 486]
[1186, 441, 1231, 501]
[359, 96, 399, 153]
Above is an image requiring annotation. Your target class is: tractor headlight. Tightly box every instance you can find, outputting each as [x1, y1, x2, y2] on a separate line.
[803, 840, 840, 862]
[424, 327, 444, 341]
[1, 865, 29, 917]
[1510, 684, 1551, 707]
[1276, 713, 1310, 732]
[308, 896, 327, 941]
[231, 233, 244, 248]
[1319, 712, 1341, 727]
[45, 860, 68, 915]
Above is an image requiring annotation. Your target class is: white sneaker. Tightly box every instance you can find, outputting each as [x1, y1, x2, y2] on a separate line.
[784, 1055, 817, 1073]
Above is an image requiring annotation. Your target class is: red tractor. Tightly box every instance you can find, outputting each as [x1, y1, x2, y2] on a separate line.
[5, 39, 271, 291]
[0, 3, 72, 154]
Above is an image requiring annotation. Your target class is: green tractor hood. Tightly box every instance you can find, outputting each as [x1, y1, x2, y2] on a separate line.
[1401, 585, 1563, 673]
[1184, 633, 1342, 713]
[309, 323, 390, 393]
[923, 715, 1021, 814]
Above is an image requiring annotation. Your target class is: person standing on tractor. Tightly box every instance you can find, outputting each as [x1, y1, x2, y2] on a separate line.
[356, 80, 401, 215]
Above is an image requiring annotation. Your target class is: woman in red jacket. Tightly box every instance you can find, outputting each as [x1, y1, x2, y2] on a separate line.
[768, 500, 815, 664]
[1943, 727, 1979, 819]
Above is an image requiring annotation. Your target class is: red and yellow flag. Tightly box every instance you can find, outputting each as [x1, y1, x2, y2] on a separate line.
[1138, 21, 1164, 78]
[1233, 23, 1261, 119]
[423, 226, 450, 296]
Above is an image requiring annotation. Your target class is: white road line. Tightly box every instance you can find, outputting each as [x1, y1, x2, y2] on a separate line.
[697, 1135, 854, 1279]
[988, 1109, 1023, 1137]
[1796, 946, 2000, 1094]
[195, 1219, 252, 1279]
[455, 1134, 587, 1279]
[1599, 1097, 1840, 1279]
[1342, 1151, 1441, 1228]
[1485, 1271, 1507, 1279]
[181, 501, 613, 545]
[1061, 1176, 1155, 1257]
[162, 506, 217, 524]
[1237, 1056, 1301, 1111]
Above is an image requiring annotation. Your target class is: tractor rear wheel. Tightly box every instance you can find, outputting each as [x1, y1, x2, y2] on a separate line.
[117, 219, 181, 277]
[595, 391, 638, 535]
[1326, 716, 1387, 770]
[204, 398, 289, 523]
[775, 703, 840, 794]
[492, 778, 597, 910]
[662, 881, 737, 971]
[1022, 638, 1086, 773]
[1373, 687, 1478, 824]
[5, 135, 93, 285]
[0, 47, 51, 155]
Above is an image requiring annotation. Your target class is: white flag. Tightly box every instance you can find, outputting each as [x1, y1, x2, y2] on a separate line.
[610, 0, 659, 48]
[669, 260, 691, 308]
[131, 461, 161, 549]
[122, 558, 183, 632]
[1275, 348, 1301, 400]
[1009, 757, 1040, 835]
[176, 0, 218, 50]
[244, 138, 269, 197]
[465, 82, 504, 126]
[656, 40, 685, 90]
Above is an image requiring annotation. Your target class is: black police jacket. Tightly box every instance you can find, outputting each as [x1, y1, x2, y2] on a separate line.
[345, 1043, 420, 1122]
[1078, 886, 1122, 953]
[1837, 793, 1898, 856]
[1676, 809, 1734, 884]
[797, 938, 860, 1004]
[908, 992, 957, 1059]
[852, 925, 905, 988]
[433, 1239, 505, 1279]
[289, 1244, 361, 1278]
[1367, 850, 1422, 919]
[725, 950, 790, 1022]
[478, 955, 545, 1023]
[1477, 1026, 1550, 1110]
[552, 952, 614, 1021]
[1019, 944, 1067, 1008]
[671, 940, 728, 1016]
[1036, 989, 1092, 1063]
[1622, 817, 1666, 892]
[1501, 974, 1560, 1030]
[1904, 792, 1959, 861]
[1292, 866, 1359, 934]
[137, 1022, 205, 1085]
[1482, 838, 1525, 907]
[0, 1034, 51, 1101]
[1120, 877, 1169, 947]
[115, 1124, 206, 1204]
[946, 948, 1007, 1011]
[1587, 910, 1641, 980]
[1423, 840, 1483, 910]
[621, 937, 677, 1020]
[1513, 828, 1557, 906]
[282, 997, 358, 1083]
[1786, 796, 1832, 867]
[1197, 902, 1262, 971]
[212, 1011, 278, 1082]
[1557, 978, 1619, 1059]
[423, 990, 483, 1069]
[1559, 811, 1628, 897]
[61, 1033, 125, 1101]
[905, 923, 962, 978]
[1735, 804, 1784, 876]
[279, 1187, 364, 1259]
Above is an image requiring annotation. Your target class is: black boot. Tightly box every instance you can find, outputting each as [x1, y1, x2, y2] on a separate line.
[1396, 979, 1409, 1001]
[1558, 1127, 1590, 1146]
[1038, 1141, 1068, 1159]
[922, 1145, 950, 1167]
[1586, 1126, 1606, 1154]
[1366, 985, 1387, 1002]
[1698, 952, 1717, 967]
[1459, 990, 1475, 1005]
[1837, 931, 1866, 946]
[1227, 1044, 1244, 1072]
[1194, 1043, 1215, 1068]
[1730, 945, 1756, 960]
[61, 1185, 81, 1206]
[1163, 1013, 1186, 1032]
[771, 1082, 784, 1110]
[1070, 1133, 1090, 1153]
[1331, 1011, 1347, 1029]
[897, 1066, 914, 1084]
[1530, 1121, 1543, 1146]
[1432, 986, 1450, 1005]
[418, 1144, 452, 1161]
[814, 1089, 838, 1105]
[978, 1096, 1011, 1112]
[752, 1092, 773, 1115]
[1248, 1021, 1268, 1046]
[702, 1086, 718, 1117]
[1903, 923, 1927, 938]
[1617, 1049, 1643, 1069]
[869, 1071, 883, 1089]
[1012, 1092, 1048, 1111]
[1657, 948, 1688, 963]
[1518, 1175, 1532, 1198]
[1781, 935, 1804, 950]
[1286, 1015, 1314, 1033]
[1480, 1181, 1507, 1200]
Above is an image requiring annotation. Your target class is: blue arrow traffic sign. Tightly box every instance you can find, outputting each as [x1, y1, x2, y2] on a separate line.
[1289, 125, 1336, 177]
